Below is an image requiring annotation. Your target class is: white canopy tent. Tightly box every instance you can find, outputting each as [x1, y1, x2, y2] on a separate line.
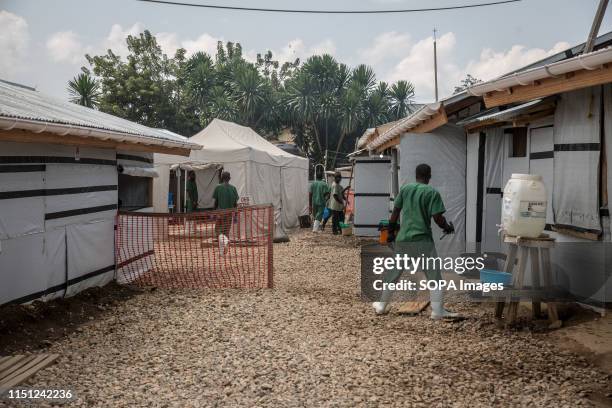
[154, 119, 309, 230]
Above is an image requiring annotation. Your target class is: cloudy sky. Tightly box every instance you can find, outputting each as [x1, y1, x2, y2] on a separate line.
[1, 0, 611, 103]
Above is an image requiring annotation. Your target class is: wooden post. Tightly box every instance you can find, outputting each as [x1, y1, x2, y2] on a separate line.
[495, 244, 517, 319]
[529, 247, 541, 318]
[507, 246, 528, 324]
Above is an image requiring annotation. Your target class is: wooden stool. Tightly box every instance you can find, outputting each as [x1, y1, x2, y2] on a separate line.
[494, 234, 561, 328]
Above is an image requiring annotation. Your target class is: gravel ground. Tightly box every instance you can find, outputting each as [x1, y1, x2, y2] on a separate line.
[4, 230, 611, 407]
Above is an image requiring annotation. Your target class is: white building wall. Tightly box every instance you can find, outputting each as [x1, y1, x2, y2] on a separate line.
[399, 124, 466, 256]
[0, 141, 118, 306]
[353, 156, 391, 237]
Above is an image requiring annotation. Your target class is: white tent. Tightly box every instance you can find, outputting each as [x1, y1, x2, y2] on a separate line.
[154, 119, 309, 230]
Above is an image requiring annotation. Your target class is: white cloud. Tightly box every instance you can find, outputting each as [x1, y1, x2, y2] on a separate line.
[103, 23, 145, 56]
[181, 33, 222, 57]
[387, 32, 461, 101]
[464, 41, 571, 83]
[367, 30, 571, 102]
[0, 10, 29, 75]
[156, 31, 181, 56]
[46, 31, 83, 64]
[245, 38, 336, 65]
[358, 31, 411, 64]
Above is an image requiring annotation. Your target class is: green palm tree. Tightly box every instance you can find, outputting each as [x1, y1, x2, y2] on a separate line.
[364, 92, 389, 128]
[67, 73, 100, 108]
[389, 80, 415, 120]
[185, 52, 215, 107]
[231, 65, 266, 125]
[203, 86, 237, 125]
[284, 72, 322, 153]
[351, 64, 376, 93]
[331, 83, 363, 168]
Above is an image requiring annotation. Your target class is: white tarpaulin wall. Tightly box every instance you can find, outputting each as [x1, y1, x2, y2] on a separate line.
[481, 127, 504, 253]
[0, 141, 118, 306]
[553, 87, 602, 232]
[353, 157, 391, 237]
[154, 119, 308, 230]
[399, 124, 466, 256]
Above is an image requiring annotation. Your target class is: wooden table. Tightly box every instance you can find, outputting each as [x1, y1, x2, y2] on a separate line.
[495, 234, 561, 328]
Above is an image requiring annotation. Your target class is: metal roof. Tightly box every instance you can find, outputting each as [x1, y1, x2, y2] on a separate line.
[456, 98, 544, 126]
[0, 79, 201, 151]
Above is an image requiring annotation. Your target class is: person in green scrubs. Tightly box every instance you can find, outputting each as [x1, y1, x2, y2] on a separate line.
[328, 172, 345, 235]
[373, 163, 457, 319]
[309, 171, 330, 232]
[186, 171, 198, 212]
[213, 171, 239, 237]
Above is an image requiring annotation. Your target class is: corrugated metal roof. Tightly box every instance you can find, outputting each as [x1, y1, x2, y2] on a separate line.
[0, 79, 199, 150]
[456, 98, 544, 126]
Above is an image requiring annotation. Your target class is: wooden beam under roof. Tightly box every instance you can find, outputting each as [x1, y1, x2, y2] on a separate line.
[0, 129, 192, 156]
[375, 107, 448, 152]
[483, 64, 612, 108]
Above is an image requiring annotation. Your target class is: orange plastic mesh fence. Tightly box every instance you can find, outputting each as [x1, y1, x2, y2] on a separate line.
[115, 205, 274, 289]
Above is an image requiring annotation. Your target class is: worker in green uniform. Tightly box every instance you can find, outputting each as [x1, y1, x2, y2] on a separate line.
[328, 172, 345, 235]
[213, 171, 239, 237]
[309, 170, 330, 232]
[373, 163, 457, 319]
[186, 170, 198, 212]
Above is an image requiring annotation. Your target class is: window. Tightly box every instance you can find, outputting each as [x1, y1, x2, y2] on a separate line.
[118, 174, 152, 210]
[506, 127, 527, 157]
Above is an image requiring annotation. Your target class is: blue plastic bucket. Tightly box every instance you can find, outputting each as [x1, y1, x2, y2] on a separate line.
[479, 269, 513, 286]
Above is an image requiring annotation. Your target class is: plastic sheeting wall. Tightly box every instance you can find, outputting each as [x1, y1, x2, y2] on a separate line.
[399, 124, 466, 256]
[353, 157, 391, 237]
[481, 128, 504, 253]
[553, 87, 602, 232]
[605, 84, 612, 238]
[0, 141, 117, 306]
[465, 132, 480, 249]
[281, 167, 309, 229]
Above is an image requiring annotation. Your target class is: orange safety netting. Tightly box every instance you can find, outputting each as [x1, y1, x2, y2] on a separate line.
[115, 205, 274, 289]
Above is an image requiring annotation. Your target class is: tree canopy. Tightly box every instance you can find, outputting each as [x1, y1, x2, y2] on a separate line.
[72, 30, 418, 168]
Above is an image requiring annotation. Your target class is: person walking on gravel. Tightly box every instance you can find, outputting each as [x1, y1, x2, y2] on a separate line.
[213, 171, 239, 239]
[329, 172, 345, 235]
[373, 163, 458, 320]
[309, 170, 330, 232]
[186, 170, 199, 212]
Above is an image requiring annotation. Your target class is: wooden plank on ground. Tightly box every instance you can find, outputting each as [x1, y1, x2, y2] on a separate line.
[0, 354, 58, 392]
[0, 356, 25, 373]
[397, 301, 430, 315]
[0, 356, 36, 382]
[0, 354, 59, 393]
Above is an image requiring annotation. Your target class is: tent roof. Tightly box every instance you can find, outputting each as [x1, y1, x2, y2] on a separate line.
[187, 119, 308, 168]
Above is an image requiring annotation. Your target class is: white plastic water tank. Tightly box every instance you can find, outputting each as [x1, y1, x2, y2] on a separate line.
[501, 174, 547, 238]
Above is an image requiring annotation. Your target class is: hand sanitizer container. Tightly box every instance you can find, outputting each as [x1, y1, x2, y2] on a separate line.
[501, 174, 547, 237]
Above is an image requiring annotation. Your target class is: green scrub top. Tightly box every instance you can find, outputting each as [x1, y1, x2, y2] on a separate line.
[394, 182, 445, 242]
[328, 182, 344, 211]
[186, 179, 198, 211]
[309, 180, 330, 207]
[213, 183, 239, 210]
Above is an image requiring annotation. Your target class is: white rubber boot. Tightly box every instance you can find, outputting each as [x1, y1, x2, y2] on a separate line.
[372, 302, 391, 315]
[218, 234, 229, 256]
[430, 288, 459, 320]
[312, 220, 321, 233]
[372, 285, 396, 315]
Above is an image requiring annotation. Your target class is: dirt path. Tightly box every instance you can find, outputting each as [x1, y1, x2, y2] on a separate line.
[2, 230, 610, 407]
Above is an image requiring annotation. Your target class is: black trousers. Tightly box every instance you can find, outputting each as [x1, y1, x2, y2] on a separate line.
[331, 210, 343, 234]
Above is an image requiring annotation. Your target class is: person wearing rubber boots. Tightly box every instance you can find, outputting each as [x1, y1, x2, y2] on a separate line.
[328, 172, 345, 235]
[309, 170, 330, 232]
[372, 163, 458, 320]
